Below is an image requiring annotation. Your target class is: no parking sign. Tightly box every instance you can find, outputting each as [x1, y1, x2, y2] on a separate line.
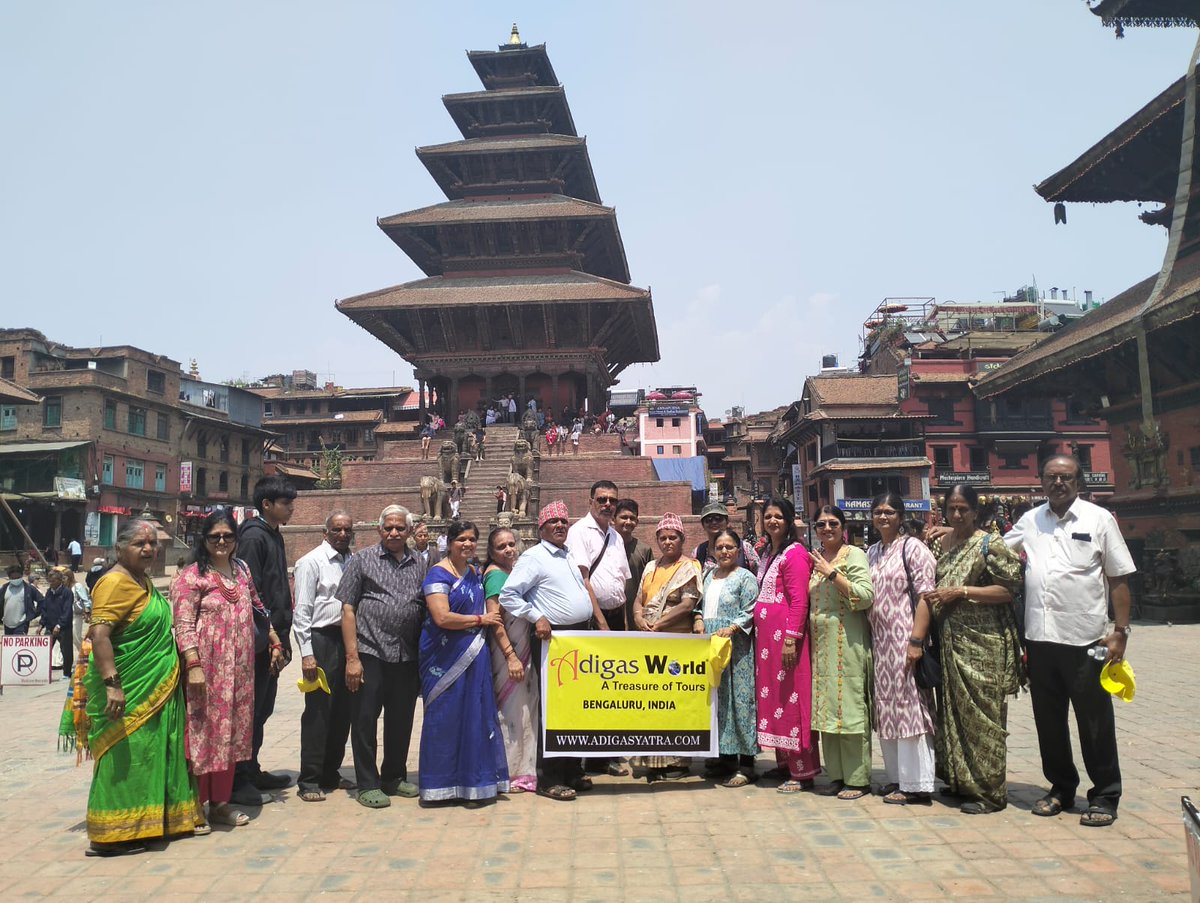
[1, 635, 53, 687]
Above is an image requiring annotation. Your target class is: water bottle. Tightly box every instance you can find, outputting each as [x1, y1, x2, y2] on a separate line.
[1087, 645, 1108, 661]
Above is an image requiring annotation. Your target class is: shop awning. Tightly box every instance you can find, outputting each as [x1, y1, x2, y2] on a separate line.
[0, 440, 91, 455]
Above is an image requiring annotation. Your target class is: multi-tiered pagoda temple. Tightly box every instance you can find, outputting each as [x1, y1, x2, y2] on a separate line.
[337, 27, 659, 422]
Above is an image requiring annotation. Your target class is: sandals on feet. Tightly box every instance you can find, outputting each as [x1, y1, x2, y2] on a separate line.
[960, 800, 1000, 815]
[86, 841, 147, 857]
[720, 772, 753, 788]
[882, 790, 932, 806]
[1080, 805, 1117, 827]
[298, 788, 326, 803]
[192, 822, 213, 836]
[536, 784, 576, 802]
[876, 782, 900, 797]
[1032, 792, 1074, 817]
[209, 804, 251, 826]
[776, 779, 814, 794]
[570, 776, 594, 792]
[837, 786, 870, 801]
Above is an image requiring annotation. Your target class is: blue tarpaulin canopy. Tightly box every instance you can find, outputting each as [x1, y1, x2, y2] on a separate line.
[651, 457, 707, 491]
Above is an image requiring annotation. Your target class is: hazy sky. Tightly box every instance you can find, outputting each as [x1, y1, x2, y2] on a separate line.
[2, 2, 1195, 419]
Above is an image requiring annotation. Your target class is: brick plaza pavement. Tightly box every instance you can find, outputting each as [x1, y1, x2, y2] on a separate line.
[0, 621, 1196, 902]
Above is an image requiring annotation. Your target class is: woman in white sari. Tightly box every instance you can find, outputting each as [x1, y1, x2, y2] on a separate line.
[483, 528, 538, 792]
[631, 513, 704, 782]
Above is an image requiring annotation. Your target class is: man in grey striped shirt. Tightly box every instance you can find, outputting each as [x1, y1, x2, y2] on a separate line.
[339, 505, 428, 808]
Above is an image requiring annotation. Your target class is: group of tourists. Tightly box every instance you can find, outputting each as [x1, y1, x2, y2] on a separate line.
[71, 453, 1133, 856]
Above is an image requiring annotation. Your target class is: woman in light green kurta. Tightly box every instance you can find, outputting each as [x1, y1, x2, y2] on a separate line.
[927, 484, 1025, 814]
[808, 505, 875, 799]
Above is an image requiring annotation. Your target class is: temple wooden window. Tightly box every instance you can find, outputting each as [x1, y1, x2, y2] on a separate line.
[1076, 445, 1093, 471]
[933, 446, 954, 470]
[968, 447, 987, 471]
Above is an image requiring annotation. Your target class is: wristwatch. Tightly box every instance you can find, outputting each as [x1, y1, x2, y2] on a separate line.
[1115, 624, 1132, 636]
[103, 673, 122, 688]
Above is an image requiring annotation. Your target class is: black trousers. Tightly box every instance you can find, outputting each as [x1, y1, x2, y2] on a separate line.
[53, 628, 73, 676]
[599, 607, 626, 632]
[535, 619, 590, 789]
[298, 627, 352, 791]
[349, 654, 419, 792]
[235, 649, 279, 788]
[1026, 640, 1122, 812]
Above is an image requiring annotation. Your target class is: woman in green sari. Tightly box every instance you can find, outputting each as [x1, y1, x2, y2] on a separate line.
[926, 485, 1024, 814]
[84, 520, 199, 856]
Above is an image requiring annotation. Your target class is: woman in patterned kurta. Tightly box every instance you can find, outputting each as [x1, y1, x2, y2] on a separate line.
[171, 510, 280, 829]
[928, 484, 1025, 814]
[696, 529, 759, 787]
[754, 497, 820, 792]
[867, 491, 937, 805]
[808, 505, 875, 799]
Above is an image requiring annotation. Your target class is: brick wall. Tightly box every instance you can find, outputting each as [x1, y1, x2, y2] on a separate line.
[539, 457, 657, 484]
[340, 459, 440, 490]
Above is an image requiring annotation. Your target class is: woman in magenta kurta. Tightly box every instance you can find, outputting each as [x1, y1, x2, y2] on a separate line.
[754, 497, 820, 791]
[170, 510, 279, 829]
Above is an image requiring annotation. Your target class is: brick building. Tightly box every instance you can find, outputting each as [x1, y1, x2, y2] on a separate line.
[0, 328, 269, 559]
[248, 371, 419, 470]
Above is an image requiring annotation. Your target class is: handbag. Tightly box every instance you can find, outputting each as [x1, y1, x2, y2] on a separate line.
[901, 537, 941, 691]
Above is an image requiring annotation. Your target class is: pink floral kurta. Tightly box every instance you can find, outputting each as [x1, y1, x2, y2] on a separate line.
[755, 544, 819, 776]
[170, 562, 258, 775]
[866, 538, 936, 739]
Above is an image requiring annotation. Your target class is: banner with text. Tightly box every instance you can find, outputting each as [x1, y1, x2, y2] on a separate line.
[541, 631, 718, 758]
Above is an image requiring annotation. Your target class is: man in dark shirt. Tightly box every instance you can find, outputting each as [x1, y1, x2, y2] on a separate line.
[614, 499, 654, 628]
[39, 568, 74, 676]
[230, 475, 297, 805]
[339, 505, 428, 809]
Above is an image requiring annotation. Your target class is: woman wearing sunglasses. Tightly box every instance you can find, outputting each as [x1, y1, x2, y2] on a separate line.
[807, 505, 875, 800]
[170, 510, 283, 831]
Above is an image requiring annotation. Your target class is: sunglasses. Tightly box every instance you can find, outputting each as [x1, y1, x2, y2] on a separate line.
[813, 520, 842, 529]
[594, 496, 618, 506]
[205, 533, 235, 544]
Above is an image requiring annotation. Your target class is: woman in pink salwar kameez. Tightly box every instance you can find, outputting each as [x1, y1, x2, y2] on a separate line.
[754, 497, 820, 791]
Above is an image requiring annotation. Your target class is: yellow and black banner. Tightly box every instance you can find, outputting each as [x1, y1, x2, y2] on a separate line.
[540, 631, 726, 757]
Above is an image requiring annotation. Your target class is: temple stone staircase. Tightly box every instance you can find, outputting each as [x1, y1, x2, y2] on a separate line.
[459, 426, 520, 525]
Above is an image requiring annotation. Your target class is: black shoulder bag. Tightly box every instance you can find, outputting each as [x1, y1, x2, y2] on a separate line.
[901, 537, 941, 691]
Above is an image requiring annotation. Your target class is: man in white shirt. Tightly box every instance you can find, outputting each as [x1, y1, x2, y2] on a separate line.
[567, 480, 632, 777]
[67, 538, 83, 570]
[292, 511, 355, 801]
[499, 500, 592, 801]
[566, 481, 631, 631]
[1004, 455, 1136, 828]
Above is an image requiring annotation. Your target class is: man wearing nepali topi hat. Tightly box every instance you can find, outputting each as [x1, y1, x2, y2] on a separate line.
[499, 500, 592, 802]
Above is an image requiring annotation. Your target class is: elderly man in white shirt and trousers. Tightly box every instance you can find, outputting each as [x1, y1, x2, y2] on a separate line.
[292, 511, 355, 801]
[1004, 455, 1136, 828]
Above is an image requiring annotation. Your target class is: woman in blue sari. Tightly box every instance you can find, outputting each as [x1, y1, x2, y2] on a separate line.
[419, 520, 510, 807]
